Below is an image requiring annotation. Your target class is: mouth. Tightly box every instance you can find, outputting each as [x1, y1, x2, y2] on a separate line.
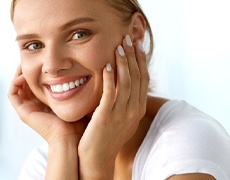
[50, 76, 90, 93]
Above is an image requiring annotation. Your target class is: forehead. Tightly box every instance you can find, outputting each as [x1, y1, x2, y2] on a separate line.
[13, 0, 119, 32]
[14, 0, 109, 17]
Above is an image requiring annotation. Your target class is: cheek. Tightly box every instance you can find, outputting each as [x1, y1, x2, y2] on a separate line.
[78, 35, 119, 71]
[21, 57, 40, 83]
[20, 56, 46, 100]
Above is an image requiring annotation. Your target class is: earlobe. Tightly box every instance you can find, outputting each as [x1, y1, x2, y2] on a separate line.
[130, 12, 146, 44]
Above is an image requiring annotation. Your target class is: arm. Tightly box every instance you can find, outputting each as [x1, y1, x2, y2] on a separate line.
[78, 35, 148, 179]
[46, 141, 78, 180]
[8, 66, 88, 180]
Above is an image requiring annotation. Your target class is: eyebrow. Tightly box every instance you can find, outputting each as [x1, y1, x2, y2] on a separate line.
[16, 17, 96, 41]
[59, 17, 96, 31]
[16, 34, 40, 41]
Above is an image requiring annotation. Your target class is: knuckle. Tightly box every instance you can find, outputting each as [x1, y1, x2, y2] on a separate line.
[133, 70, 141, 82]
[125, 46, 136, 57]
[142, 71, 150, 82]
[139, 106, 146, 118]
[105, 88, 115, 99]
[127, 50, 136, 59]
[7, 91, 11, 98]
[128, 111, 137, 121]
[122, 78, 131, 90]
[118, 56, 128, 66]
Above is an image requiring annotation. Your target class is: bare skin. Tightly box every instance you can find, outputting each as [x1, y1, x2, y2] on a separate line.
[9, 0, 215, 179]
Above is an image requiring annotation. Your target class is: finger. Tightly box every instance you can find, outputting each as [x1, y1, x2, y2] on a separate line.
[122, 35, 140, 110]
[14, 64, 22, 78]
[135, 41, 149, 110]
[9, 64, 25, 97]
[98, 63, 116, 112]
[8, 73, 25, 106]
[113, 45, 131, 111]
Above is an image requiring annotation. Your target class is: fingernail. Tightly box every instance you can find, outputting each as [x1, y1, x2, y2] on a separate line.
[117, 45, 125, 56]
[138, 41, 144, 53]
[125, 35, 132, 46]
[106, 63, 112, 72]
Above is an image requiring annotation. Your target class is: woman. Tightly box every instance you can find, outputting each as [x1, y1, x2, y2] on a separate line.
[8, 0, 230, 179]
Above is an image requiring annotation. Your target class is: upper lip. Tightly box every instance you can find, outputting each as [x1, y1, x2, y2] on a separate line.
[43, 75, 91, 86]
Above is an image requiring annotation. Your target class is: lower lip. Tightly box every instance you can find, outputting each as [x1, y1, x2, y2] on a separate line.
[47, 78, 90, 101]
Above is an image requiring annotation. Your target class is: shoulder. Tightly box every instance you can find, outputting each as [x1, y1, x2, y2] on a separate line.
[148, 98, 229, 140]
[133, 97, 230, 180]
[18, 142, 48, 180]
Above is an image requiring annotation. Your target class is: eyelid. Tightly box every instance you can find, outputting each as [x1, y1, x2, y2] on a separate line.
[22, 41, 44, 51]
[69, 29, 92, 41]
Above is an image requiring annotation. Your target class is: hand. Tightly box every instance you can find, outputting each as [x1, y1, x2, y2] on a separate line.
[78, 35, 149, 179]
[8, 65, 89, 179]
[8, 65, 88, 145]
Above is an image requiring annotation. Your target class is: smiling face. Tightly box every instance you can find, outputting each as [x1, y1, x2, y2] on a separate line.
[13, 0, 131, 121]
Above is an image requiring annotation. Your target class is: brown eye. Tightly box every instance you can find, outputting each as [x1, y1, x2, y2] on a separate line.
[27, 42, 43, 51]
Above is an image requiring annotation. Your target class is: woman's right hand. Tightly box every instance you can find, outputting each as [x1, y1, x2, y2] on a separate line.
[8, 65, 88, 179]
[8, 65, 88, 145]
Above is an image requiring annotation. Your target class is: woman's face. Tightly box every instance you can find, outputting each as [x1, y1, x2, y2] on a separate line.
[13, 0, 130, 121]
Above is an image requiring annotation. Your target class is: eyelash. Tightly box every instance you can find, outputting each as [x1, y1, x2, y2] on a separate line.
[22, 30, 92, 52]
[70, 29, 92, 41]
[23, 42, 44, 51]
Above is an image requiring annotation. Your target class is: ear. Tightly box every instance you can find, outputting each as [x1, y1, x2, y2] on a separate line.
[129, 12, 146, 44]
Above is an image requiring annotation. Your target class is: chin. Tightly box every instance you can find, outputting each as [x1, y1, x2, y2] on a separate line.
[50, 102, 97, 122]
[46, 90, 102, 122]
[52, 108, 85, 122]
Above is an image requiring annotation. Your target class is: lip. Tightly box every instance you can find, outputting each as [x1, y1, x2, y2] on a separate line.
[45, 75, 91, 101]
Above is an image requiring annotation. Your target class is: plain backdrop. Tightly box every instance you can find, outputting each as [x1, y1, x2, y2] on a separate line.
[1, 0, 230, 179]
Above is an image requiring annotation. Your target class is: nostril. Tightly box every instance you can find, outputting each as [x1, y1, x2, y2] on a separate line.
[42, 58, 73, 75]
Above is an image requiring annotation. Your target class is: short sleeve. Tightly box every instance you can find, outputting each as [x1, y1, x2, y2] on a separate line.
[145, 116, 230, 179]
[133, 100, 230, 180]
[18, 143, 48, 180]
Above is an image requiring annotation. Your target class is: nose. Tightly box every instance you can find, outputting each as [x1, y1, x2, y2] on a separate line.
[42, 45, 73, 75]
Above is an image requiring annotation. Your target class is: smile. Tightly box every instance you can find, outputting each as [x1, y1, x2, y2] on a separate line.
[50, 76, 89, 93]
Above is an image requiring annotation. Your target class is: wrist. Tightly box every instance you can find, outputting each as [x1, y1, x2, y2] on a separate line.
[47, 133, 81, 148]
[46, 141, 79, 180]
[78, 152, 116, 180]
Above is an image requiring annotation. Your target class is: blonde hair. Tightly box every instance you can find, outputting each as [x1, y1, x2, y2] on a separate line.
[105, 0, 154, 64]
[10, 0, 153, 64]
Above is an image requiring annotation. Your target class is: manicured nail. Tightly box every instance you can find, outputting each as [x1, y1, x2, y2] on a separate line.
[138, 41, 144, 52]
[106, 63, 112, 72]
[125, 35, 132, 46]
[117, 45, 125, 56]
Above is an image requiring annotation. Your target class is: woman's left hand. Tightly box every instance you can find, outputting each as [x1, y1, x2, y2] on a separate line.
[78, 35, 149, 179]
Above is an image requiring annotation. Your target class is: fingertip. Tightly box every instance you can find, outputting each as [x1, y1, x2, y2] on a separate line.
[14, 74, 26, 86]
[101, 64, 116, 110]
[117, 45, 125, 57]
[138, 41, 145, 53]
[106, 63, 112, 72]
[14, 64, 22, 78]
[103, 63, 114, 82]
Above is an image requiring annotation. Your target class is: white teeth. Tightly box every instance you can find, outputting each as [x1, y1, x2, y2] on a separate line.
[56, 84, 63, 93]
[75, 80, 80, 87]
[63, 83, 70, 92]
[50, 77, 88, 93]
[80, 78, 84, 85]
[69, 82, 75, 89]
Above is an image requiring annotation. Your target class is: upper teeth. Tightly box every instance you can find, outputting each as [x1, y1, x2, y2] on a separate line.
[50, 77, 88, 93]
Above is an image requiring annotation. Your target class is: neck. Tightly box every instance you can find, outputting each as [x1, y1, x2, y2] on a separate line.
[114, 96, 168, 179]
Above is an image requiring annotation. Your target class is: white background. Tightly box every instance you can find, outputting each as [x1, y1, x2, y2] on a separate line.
[0, 0, 230, 179]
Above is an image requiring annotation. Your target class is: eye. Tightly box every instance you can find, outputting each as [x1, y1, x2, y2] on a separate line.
[24, 42, 44, 51]
[71, 30, 91, 41]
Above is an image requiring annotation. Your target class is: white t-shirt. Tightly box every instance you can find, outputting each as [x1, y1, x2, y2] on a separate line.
[18, 100, 230, 180]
